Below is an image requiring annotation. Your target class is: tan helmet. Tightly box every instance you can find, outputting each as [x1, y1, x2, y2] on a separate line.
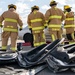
[64, 5, 71, 10]
[8, 4, 16, 10]
[32, 5, 39, 10]
[50, 0, 57, 6]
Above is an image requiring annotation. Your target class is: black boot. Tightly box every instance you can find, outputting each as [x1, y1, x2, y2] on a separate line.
[0, 49, 6, 53]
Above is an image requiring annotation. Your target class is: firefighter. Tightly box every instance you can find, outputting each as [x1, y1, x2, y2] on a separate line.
[45, 0, 65, 42]
[64, 5, 75, 44]
[27, 5, 46, 47]
[0, 4, 23, 52]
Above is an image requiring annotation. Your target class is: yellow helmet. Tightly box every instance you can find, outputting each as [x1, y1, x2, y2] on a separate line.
[32, 5, 39, 10]
[64, 5, 71, 10]
[50, 0, 57, 6]
[8, 4, 16, 10]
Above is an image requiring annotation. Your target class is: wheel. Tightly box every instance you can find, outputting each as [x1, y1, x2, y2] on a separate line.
[23, 33, 34, 47]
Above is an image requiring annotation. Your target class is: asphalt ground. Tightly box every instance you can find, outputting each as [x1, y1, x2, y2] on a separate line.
[0, 40, 75, 75]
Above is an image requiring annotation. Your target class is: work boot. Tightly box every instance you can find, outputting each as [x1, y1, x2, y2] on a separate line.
[0, 49, 6, 53]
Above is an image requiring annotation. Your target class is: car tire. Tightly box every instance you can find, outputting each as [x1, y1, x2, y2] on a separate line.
[23, 33, 34, 47]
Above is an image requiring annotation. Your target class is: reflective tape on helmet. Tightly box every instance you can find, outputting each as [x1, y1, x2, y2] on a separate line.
[5, 18, 17, 23]
[49, 15, 62, 19]
[3, 28, 18, 32]
[31, 19, 42, 23]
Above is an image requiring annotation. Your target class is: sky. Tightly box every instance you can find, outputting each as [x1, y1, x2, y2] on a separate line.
[0, 0, 75, 28]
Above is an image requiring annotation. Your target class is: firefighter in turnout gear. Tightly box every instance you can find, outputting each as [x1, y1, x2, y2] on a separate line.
[27, 5, 46, 47]
[45, 0, 65, 42]
[64, 5, 75, 43]
[0, 4, 23, 52]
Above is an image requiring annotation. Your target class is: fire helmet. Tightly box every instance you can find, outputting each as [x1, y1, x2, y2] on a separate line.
[8, 4, 16, 10]
[32, 5, 39, 10]
[64, 5, 71, 10]
[50, 0, 57, 6]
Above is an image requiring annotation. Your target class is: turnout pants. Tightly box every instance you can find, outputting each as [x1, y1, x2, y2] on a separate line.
[2, 31, 18, 51]
[33, 30, 46, 47]
[48, 28, 62, 42]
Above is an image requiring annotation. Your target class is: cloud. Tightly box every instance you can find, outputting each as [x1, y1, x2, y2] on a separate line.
[26, 0, 35, 1]
[28, 0, 35, 1]
[41, 5, 50, 10]
[52, 0, 75, 12]
[15, 2, 29, 14]
[17, 0, 35, 2]
[0, 8, 2, 13]
[22, 14, 29, 27]
[72, 4, 75, 8]
[15, 0, 30, 27]
[15, 0, 36, 26]
[17, 0, 25, 2]
[71, 4, 75, 12]
[55, 0, 66, 5]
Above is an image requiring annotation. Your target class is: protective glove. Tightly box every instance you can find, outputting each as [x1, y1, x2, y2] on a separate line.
[29, 28, 32, 30]
[29, 28, 32, 33]
[0, 25, 3, 28]
[19, 28, 22, 31]
[45, 26, 47, 28]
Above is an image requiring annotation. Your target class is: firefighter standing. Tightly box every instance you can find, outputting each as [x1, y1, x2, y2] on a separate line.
[0, 4, 23, 52]
[27, 5, 46, 47]
[64, 5, 75, 43]
[45, 0, 65, 42]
